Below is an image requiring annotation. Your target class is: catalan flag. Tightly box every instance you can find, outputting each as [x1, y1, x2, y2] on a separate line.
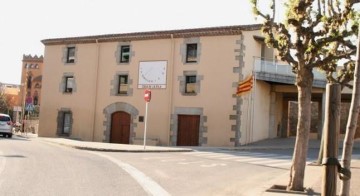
[236, 74, 254, 96]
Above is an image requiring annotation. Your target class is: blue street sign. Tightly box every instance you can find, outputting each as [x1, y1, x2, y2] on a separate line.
[25, 104, 35, 112]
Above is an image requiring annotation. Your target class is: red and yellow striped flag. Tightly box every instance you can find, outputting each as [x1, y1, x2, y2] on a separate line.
[236, 74, 254, 96]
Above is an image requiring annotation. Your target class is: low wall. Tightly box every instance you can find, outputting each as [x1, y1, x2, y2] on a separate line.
[23, 120, 39, 134]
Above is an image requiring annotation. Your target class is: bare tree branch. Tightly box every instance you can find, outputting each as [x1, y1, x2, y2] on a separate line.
[350, 0, 360, 5]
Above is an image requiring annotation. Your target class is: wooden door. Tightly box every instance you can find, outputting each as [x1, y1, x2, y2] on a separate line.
[177, 115, 200, 146]
[110, 111, 131, 144]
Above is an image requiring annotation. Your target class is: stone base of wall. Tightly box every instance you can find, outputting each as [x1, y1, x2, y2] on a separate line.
[133, 138, 160, 146]
[288, 101, 360, 138]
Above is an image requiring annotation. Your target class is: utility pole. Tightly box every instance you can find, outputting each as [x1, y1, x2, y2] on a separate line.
[21, 66, 28, 133]
[321, 83, 341, 196]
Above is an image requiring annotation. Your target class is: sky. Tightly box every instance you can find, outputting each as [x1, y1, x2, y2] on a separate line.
[0, 0, 280, 85]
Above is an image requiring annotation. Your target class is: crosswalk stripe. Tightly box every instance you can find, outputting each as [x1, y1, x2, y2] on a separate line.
[183, 151, 296, 167]
[249, 157, 290, 165]
[189, 152, 283, 159]
[199, 154, 236, 158]
[267, 161, 293, 167]
[220, 156, 244, 160]
[235, 156, 289, 163]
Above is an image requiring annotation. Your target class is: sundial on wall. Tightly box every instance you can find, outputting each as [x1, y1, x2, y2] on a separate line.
[138, 61, 167, 89]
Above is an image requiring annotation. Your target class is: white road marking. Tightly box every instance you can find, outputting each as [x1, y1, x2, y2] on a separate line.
[182, 151, 209, 155]
[178, 161, 204, 165]
[200, 154, 236, 158]
[264, 161, 292, 167]
[143, 156, 173, 160]
[184, 151, 297, 168]
[160, 159, 186, 162]
[219, 156, 243, 160]
[248, 158, 290, 165]
[234, 156, 287, 163]
[89, 151, 170, 196]
[200, 163, 227, 167]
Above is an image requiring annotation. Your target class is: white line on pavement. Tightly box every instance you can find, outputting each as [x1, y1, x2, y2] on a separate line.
[247, 158, 289, 165]
[200, 163, 227, 167]
[89, 151, 170, 196]
[143, 156, 173, 160]
[178, 161, 204, 165]
[266, 161, 292, 167]
[160, 159, 186, 162]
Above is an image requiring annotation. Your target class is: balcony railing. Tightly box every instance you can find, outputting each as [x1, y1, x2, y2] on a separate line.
[253, 57, 326, 80]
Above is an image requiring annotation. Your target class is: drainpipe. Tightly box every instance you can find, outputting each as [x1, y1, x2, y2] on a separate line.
[167, 34, 175, 145]
[92, 39, 100, 141]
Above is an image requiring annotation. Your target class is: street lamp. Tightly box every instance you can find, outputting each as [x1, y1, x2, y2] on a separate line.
[20, 83, 25, 133]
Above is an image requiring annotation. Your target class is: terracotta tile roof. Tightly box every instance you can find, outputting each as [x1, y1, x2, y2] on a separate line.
[41, 24, 262, 45]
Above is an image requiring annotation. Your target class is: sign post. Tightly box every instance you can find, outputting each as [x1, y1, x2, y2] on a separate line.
[143, 89, 151, 150]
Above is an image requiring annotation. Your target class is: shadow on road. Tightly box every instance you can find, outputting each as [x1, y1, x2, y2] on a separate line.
[0, 135, 30, 142]
[0, 155, 27, 158]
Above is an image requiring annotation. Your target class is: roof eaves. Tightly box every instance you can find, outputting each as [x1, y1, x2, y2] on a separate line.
[41, 24, 262, 45]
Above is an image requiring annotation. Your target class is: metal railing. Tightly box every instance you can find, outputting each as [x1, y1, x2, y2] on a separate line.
[253, 57, 326, 80]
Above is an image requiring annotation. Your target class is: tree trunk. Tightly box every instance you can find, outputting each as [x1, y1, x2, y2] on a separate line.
[339, 27, 360, 196]
[288, 67, 313, 191]
[316, 132, 324, 165]
[322, 83, 341, 196]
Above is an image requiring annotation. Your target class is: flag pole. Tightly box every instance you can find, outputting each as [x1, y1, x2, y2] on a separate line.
[250, 71, 256, 143]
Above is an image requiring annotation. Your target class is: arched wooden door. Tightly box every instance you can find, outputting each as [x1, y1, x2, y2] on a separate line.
[110, 111, 131, 144]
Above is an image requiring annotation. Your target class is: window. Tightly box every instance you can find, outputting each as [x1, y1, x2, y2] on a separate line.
[120, 45, 130, 63]
[34, 96, 39, 105]
[66, 47, 75, 63]
[27, 76, 32, 89]
[185, 75, 196, 93]
[62, 112, 71, 134]
[33, 91, 39, 105]
[186, 44, 197, 63]
[118, 75, 128, 94]
[180, 71, 201, 96]
[57, 110, 72, 136]
[0, 116, 11, 122]
[111, 72, 132, 96]
[65, 76, 74, 93]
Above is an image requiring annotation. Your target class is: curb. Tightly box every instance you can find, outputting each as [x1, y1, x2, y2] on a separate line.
[73, 146, 194, 153]
[40, 138, 193, 153]
[13, 134, 360, 151]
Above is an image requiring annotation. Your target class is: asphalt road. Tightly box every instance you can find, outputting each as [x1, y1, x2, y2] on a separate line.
[0, 136, 146, 196]
[1, 135, 358, 196]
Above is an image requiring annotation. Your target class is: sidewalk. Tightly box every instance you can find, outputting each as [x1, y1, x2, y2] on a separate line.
[259, 159, 360, 196]
[15, 133, 360, 195]
[15, 133, 360, 152]
[16, 133, 193, 152]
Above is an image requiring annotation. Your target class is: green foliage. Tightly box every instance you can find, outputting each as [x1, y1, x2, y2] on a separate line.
[250, 0, 358, 88]
[0, 91, 10, 114]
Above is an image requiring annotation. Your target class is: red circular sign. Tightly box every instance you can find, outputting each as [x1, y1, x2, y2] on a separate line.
[144, 89, 151, 102]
